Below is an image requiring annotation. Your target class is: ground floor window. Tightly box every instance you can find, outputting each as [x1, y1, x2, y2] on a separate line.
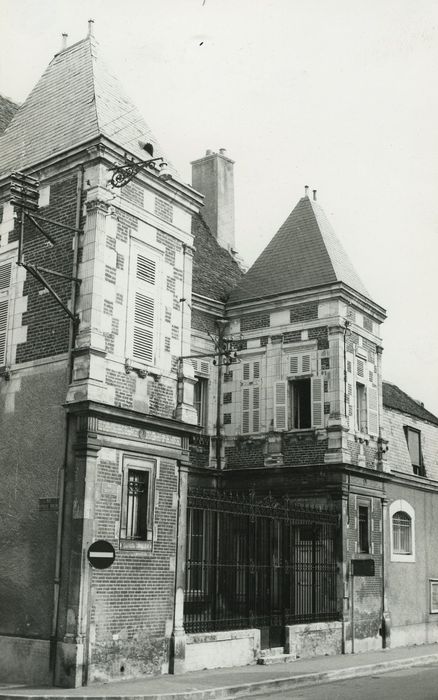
[120, 455, 156, 550]
[389, 499, 415, 562]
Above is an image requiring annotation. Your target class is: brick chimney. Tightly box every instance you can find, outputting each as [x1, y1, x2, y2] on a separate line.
[191, 148, 235, 252]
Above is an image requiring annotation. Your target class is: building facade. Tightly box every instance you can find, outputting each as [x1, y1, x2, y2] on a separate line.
[1, 26, 438, 688]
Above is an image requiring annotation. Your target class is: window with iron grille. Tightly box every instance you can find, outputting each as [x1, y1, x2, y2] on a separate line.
[392, 511, 412, 555]
[120, 456, 156, 551]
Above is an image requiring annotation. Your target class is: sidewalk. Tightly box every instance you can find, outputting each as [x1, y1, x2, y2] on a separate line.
[1, 643, 438, 700]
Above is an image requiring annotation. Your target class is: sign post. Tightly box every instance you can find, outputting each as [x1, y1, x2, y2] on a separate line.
[87, 540, 116, 569]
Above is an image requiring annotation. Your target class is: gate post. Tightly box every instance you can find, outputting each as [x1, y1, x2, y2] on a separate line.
[169, 463, 188, 674]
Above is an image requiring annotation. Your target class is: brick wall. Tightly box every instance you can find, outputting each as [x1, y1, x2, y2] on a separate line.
[346, 494, 383, 645]
[0, 362, 68, 638]
[289, 301, 318, 323]
[225, 440, 265, 469]
[90, 448, 179, 681]
[283, 435, 328, 466]
[240, 312, 270, 332]
[15, 176, 78, 363]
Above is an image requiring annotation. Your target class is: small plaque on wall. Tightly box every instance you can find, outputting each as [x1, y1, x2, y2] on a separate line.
[351, 559, 375, 577]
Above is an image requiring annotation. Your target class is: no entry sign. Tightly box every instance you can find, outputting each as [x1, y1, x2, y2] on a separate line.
[87, 540, 116, 569]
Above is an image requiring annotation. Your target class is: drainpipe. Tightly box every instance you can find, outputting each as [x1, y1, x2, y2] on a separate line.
[215, 320, 227, 470]
[380, 496, 390, 648]
[50, 166, 84, 681]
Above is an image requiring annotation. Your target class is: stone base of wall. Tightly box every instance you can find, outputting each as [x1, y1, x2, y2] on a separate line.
[0, 636, 51, 685]
[391, 621, 438, 649]
[285, 622, 343, 658]
[184, 629, 261, 672]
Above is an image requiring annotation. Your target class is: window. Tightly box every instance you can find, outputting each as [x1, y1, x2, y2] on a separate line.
[404, 427, 424, 475]
[273, 377, 323, 430]
[389, 499, 415, 562]
[358, 505, 370, 553]
[356, 382, 367, 432]
[289, 378, 311, 429]
[120, 456, 156, 550]
[126, 241, 163, 368]
[392, 511, 412, 554]
[0, 257, 13, 366]
[194, 376, 208, 428]
[430, 580, 438, 614]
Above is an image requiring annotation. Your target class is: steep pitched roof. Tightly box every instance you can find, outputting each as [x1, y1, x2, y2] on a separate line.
[228, 195, 369, 304]
[0, 34, 175, 178]
[192, 214, 243, 302]
[383, 381, 438, 426]
[0, 95, 19, 136]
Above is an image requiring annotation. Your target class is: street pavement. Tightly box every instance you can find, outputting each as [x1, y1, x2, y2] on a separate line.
[1, 643, 438, 699]
[252, 663, 438, 699]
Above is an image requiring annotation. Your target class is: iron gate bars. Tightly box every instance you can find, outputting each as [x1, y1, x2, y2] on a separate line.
[184, 489, 340, 635]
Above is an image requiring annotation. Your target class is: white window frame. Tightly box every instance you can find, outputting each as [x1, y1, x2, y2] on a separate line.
[430, 580, 438, 614]
[119, 454, 157, 552]
[389, 499, 415, 563]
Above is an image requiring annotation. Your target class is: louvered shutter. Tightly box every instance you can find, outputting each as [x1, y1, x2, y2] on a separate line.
[253, 361, 260, 379]
[243, 362, 250, 381]
[311, 377, 324, 428]
[242, 388, 250, 434]
[252, 386, 260, 433]
[129, 249, 157, 365]
[368, 386, 378, 436]
[0, 261, 12, 365]
[301, 354, 311, 373]
[290, 356, 299, 374]
[133, 292, 154, 363]
[274, 381, 288, 430]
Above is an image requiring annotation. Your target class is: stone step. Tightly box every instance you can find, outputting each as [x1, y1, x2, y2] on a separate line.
[258, 646, 284, 658]
[257, 653, 296, 665]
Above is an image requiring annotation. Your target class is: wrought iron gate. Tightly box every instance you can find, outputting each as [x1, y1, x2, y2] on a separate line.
[184, 489, 340, 648]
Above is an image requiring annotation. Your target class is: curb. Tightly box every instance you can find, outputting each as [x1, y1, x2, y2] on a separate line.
[1, 653, 438, 700]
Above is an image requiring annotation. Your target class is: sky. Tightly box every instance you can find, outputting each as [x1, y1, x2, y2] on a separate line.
[1, 0, 437, 415]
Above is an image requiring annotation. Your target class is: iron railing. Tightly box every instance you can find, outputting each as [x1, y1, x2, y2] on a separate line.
[184, 489, 340, 640]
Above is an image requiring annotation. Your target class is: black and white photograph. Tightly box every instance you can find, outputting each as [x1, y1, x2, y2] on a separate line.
[0, 1, 438, 698]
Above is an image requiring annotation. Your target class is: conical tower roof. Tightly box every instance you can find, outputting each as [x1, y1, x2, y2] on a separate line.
[0, 29, 176, 178]
[229, 194, 370, 303]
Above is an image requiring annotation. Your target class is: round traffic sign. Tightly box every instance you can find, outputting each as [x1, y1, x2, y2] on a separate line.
[87, 540, 116, 569]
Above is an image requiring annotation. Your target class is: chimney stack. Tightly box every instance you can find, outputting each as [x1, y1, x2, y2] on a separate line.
[313, 189, 317, 201]
[61, 33, 68, 50]
[191, 149, 235, 252]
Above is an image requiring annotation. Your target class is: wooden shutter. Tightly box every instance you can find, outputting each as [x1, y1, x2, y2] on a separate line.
[133, 292, 154, 363]
[253, 361, 260, 379]
[0, 299, 8, 365]
[290, 356, 299, 374]
[368, 386, 378, 436]
[274, 381, 288, 430]
[242, 387, 250, 434]
[0, 261, 12, 365]
[311, 377, 324, 427]
[252, 386, 260, 433]
[129, 249, 157, 365]
[301, 354, 311, 373]
[243, 362, 250, 381]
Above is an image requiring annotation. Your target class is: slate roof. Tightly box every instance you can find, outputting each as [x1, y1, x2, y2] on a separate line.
[0, 34, 176, 178]
[383, 381, 438, 426]
[0, 95, 19, 136]
[228, 195, 369, 304]
[192, 214, 243, 303]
